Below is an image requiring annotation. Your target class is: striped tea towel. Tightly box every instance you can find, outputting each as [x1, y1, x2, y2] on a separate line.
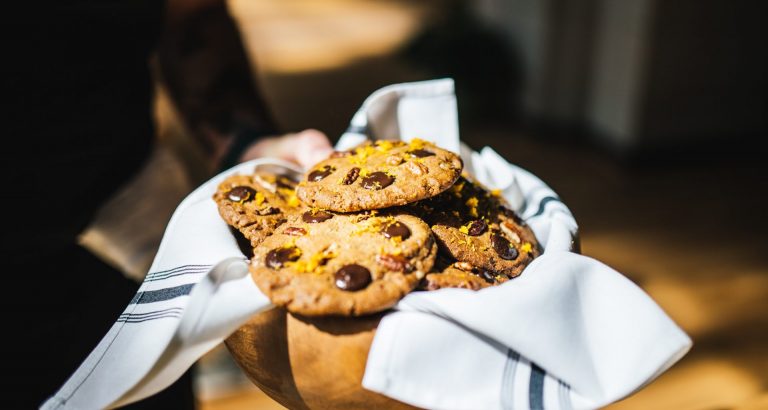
[336, 79, 692, 409]
[361, 152, 691, 410]
[356, 147, 691, 410]
[40, 159, 296, 410]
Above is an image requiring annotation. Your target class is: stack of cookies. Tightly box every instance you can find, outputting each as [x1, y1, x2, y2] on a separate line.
[214, 139, 539, 316]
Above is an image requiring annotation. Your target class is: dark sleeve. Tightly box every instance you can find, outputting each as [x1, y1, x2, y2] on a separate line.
[155, 0, 278, 168]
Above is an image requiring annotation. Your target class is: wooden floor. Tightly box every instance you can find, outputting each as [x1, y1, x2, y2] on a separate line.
[167, 1, 768, 408]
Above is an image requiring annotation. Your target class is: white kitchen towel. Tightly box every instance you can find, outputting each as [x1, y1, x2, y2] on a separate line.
[39, 159, 298, 410]
[337, 79, 690, 409]
[43, 79, 690, 410]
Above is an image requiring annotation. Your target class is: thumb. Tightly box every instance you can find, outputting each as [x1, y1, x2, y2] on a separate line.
[294, 129, 334, 169]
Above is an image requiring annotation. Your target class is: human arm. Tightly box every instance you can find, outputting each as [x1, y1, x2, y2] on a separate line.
[156, 0, 332, 170]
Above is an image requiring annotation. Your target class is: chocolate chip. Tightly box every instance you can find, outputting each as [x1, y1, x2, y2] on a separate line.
[408, 149, 435, 158]
[334, 264, 372, 291]
[275, 176, 296, 189]
[307, 165, 335, 182]
[380, 221, 411, 240]
[376, 254, 413, 272]
[227, 186, 256, 202]
[477, 269, 496, 283]
[282, 227, 307, 236]
[302, 210, 334, 223]
[467, 220, 487, 236]
[361, 172, 394, 190]
[265, 247, 300, 269]
[342, 167, 360, 185]
[491, 233, 519, 260]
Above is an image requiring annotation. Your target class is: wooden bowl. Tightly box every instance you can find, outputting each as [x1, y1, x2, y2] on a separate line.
[225, 308, 418, 410]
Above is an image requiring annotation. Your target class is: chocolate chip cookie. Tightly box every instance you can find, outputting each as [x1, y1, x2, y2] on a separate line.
[213, 172, 304, 247]
[410, 176, 539, 279]
[296, 139, 463, 212]
[250, 210, 437, 316]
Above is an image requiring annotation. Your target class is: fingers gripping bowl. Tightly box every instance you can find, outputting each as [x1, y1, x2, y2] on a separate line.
[216, 139, 541, 408]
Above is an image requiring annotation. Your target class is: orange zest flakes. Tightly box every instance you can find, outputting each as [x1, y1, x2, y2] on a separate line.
[292, 247, 338, 274]
[521, 242, 533, 253]
[458, 219, 479, 235]
[277, 187, 295, 197]
[276, 186, 299, 206]
[288, 247, 302, 260]
[375, 140, 395, 152]
[253, 191, 266, 206]
[465, 197, 479, 217]
[349, 145, 376, 165]
[451, 181, 465, 197]
[408, 138, 427, 150]
[353, 214, 396, 235]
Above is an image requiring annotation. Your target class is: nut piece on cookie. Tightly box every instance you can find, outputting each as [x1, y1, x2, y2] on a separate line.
[296, 139, 463, 212]
[213, 172, 304, 247]
[250, 211, 437, 316]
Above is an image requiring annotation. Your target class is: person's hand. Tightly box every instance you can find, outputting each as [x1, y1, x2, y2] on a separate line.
[239, 129, 334, 169]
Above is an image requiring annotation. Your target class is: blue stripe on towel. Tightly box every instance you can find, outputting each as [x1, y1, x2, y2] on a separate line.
[501, 349, 520, 410]
[529, 363, 545, 410]
[130, 284, 195, 305]
[345, 124, 368, 136]
[529, 196, 563, 219]
[118, 308, 183, 319]
[144, 265, 212, 281]
[117, 307, 184, 323]
[117, 313, 182, 323]
[145, 267, 210, 283]
[558, 379, 572, 410]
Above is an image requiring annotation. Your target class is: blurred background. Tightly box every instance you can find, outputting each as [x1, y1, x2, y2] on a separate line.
[79, 0, 768, 408]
